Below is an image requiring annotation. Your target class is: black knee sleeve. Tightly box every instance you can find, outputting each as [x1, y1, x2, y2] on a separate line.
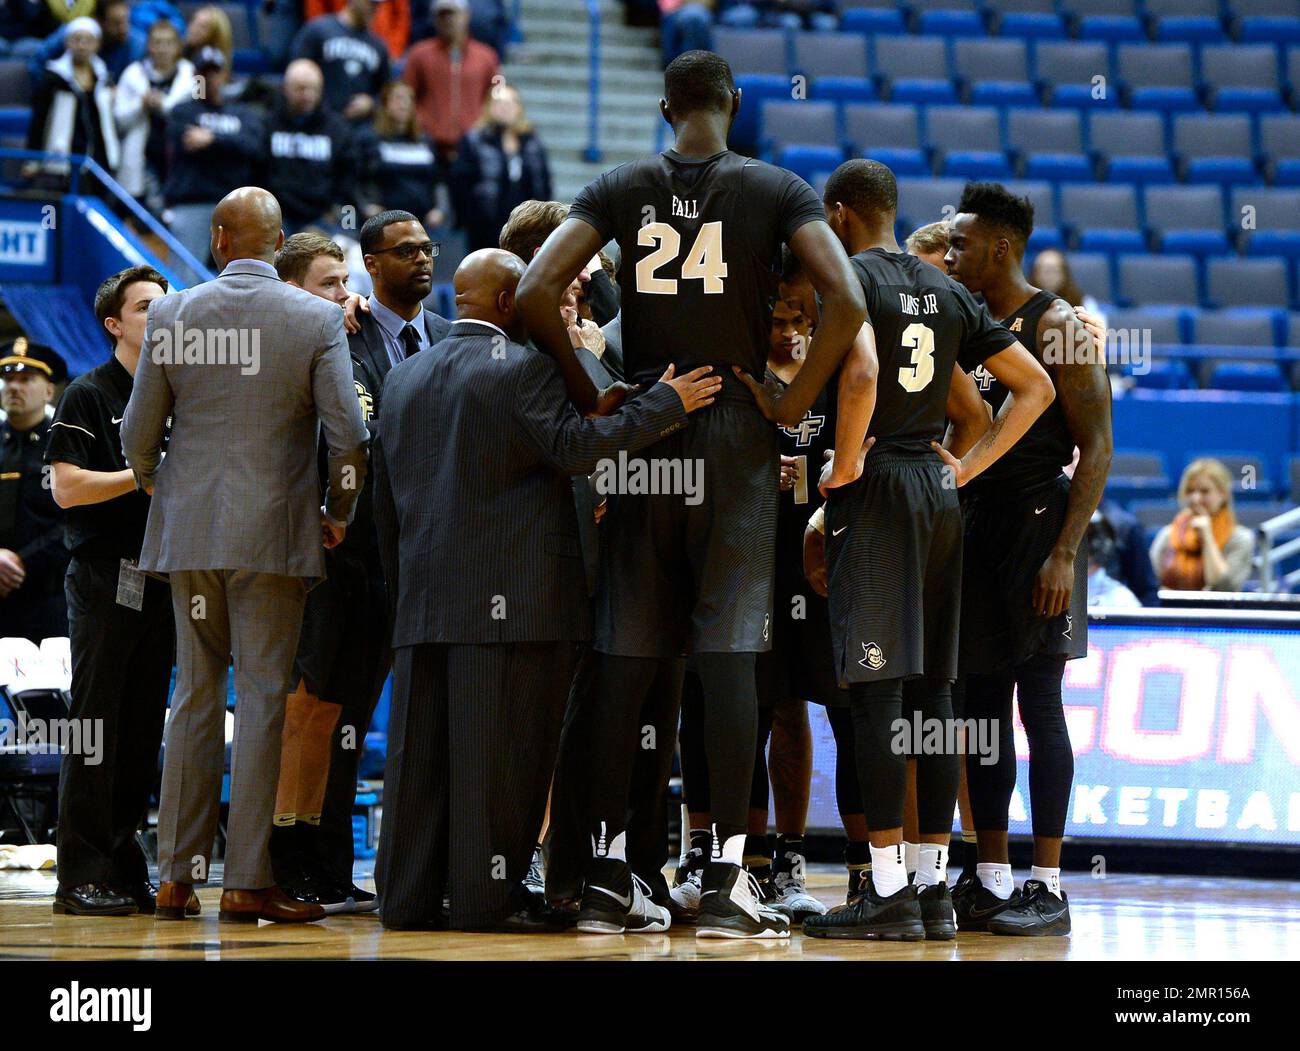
[826, 704, 863, 819]
[903, 677, 960, 836]
[1016, 653, 1072, 838]
[849, 678, 905, 832]
[694, 651, 758, 846]
[587, 654, 658, 843]
[963, 670, 1017, 833]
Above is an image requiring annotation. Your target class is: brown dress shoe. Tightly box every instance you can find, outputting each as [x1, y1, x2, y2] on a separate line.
[156, 882, 195, 921]
[219, 886, 325, 924]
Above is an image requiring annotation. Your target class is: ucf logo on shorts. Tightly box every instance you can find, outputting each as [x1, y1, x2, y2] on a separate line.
[859, 642, 886, 671]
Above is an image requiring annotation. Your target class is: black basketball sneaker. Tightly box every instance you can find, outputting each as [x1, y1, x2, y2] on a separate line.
[950, 866, 979, 909]
[697, 862, 791, 939]
[772, 847, 828, 921]
[576, 859, 671, 935]
[954, 880, 1023, 933]
[917, 882, 957, 940]
[802, 881, 925, 941]
[986, 879, 1071, 937]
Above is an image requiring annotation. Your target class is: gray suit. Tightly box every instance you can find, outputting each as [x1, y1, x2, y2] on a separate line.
[121, 257, 368, 890]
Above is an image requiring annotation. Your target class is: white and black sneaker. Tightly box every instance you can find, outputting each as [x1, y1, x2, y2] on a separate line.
[697, 862, 790, 940]
[523, 844, 546, 899]
[773, 856, 828, 922]
[669, 845, 705, 922]
[576, 860, 670, 935]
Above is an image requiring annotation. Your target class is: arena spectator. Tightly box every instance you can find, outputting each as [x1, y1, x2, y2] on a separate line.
[359, 81, 444, 227]
[183, 4, 233, 70]
[291, 0, 391, 123]
[403, 0, 499, 160]
[1029, 249, 1106, 327]
[263, 59, 357, 234]
[716, 0, 835, 31]
[1096, 498, 1160, 605]
[114, 18, 194, 210]
[25, 0, 145, 85]
[1151, 458, 1257, 593]
[409, 0, 506, 55]
[162, 46, 262, 264]
[659, 1, 713, 66]
[304, 0, 411, 60]
[0, 338, 69, 643]
[451, 82, 550, 252]
[24, 17, 120, 181]
[1086, 512, 1141, 609]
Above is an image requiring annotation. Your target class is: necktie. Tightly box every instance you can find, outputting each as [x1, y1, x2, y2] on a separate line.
[400, 324, 422, 361]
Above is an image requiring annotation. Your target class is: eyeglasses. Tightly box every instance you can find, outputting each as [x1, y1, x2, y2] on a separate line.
[370, 241, 440, 261]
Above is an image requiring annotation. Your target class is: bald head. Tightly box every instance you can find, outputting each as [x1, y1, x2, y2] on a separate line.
[211, 187, 284, 269]
[454, 248, 528, 339]
[284, 58, 324, 116]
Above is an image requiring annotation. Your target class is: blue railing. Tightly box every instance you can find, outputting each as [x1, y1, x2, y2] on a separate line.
[0, 147, 213, 289]
[586, 0, 603, 163]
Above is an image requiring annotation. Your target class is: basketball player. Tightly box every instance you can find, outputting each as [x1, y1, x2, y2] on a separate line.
[944, 183, 1112, 936]
[739, 159, 1054, 941]
[516, 50, 867, 939]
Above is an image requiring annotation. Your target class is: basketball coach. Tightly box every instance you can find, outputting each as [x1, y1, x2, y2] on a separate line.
[121, 187, 369, 924]
[372, 248, 721, 932]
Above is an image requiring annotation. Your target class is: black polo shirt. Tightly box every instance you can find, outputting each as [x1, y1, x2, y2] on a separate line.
[45, 355, 155, 560]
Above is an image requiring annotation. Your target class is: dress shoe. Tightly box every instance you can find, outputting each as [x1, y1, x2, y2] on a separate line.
[52, 883, 137, 916]
[219, 886, 325, 924]
[133, 881, 200, 917]
[156, 881, 198, 920]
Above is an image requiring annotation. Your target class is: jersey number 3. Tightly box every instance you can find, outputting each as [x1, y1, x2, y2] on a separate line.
[635, 221, 728, 295]
[897, 322, 935, 393]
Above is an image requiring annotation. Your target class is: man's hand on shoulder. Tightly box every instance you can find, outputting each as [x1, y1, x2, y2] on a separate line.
[342, 292, 371, 335]
[659, 364, 722, 414]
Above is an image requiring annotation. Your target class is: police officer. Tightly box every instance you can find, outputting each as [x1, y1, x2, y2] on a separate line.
[46, 267, 187, 917]
[0, 337, 69, 643]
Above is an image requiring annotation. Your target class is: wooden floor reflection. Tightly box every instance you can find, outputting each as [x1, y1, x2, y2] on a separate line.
[3, 867, 1297, 961]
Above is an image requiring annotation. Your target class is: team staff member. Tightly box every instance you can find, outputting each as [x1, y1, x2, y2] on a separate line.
[0, 339, 69, 642]
[47, 267, 193, 918]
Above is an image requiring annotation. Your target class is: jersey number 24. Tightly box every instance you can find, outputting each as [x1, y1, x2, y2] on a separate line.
[635, 221, 728, 295]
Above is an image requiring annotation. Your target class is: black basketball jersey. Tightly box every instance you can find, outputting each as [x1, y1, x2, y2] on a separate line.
[770, 368, 836, 594]
[848, 249, 1016, 454]
[568, 150, 826, 386]
[970, 288, 1075, 491]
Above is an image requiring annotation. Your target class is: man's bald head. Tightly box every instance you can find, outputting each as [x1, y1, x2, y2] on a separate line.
[284, 58, 324, 116]
[210, 187, 284, 269]
[454, 249, 528, 341]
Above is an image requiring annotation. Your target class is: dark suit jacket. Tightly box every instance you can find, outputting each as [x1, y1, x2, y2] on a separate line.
[349, 303, 452, 420]
[373, 321, 688, 647]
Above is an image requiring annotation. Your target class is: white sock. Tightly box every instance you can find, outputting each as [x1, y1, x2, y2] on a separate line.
[714, 827, 745, 866]
[869, 843, 908, 897]
[976, 862, 1014, 900]
[914, 844, 949, 889]
[592, 823, 626, 862]
[903, 841, 919, 876]
[1031, 865, 1062, 899]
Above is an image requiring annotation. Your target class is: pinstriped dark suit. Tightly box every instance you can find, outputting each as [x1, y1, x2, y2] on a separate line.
[371, 320, 688, 930]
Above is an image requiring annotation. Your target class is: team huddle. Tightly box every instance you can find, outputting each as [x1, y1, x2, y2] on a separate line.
[493, 49, 1113, 941]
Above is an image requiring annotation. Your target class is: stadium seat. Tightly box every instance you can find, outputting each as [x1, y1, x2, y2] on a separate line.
[1153, 18, 1227, 46]
[792, 31, 869, 81]
[925, 105, 1008, 179]
[1116, 254, 1200, 307]
[1130, 358, 1196, 390]
[1088, 111, 1174, 185]
[1002, 179, 1059, 248]
[1006, 109, 1090, 182]
[872, 36, 957, 104]
[1205, 452, 1274, 497]
[1235, 502, 1291, 527]
[1061, 185, 1146, 255]
[843, 103, 928, 174]
[916, 4, 986, 39]
[1033, 41, 1115, 109]
[1260, 114, 1300, 186]
[776, 145, 845, 183]
[1118, 43, 1200, 113]
[1106, 449, 1172, 504]
[1066, 252, 1115, 306]
[810, 77, 877, 105]
[839, 4, 907, 36]
[952, 38, 1037, 107]
[1200, 45, 1285, 115]
[1205, 257, 1290, 309]
[1207, 362, 1288, 393]
[1129, 498, 1182, 532]
[895, 177, 967, 230]
[1191, 308, 1280, 349]
[1173, 114, 1257, 187]
[731, 75, 789, 150]
[1233, 0, 1300, 45]
[1233, 189, 1300, 260]
[1144, 185, 1229, 257]
[713, 27, 790, 76]
[987, 0, 1066, 40]
[760, 100, 839, 152]
[0, 60, 30, 108]
[1290, 311, 1300, 349]
[1110, 305, 1188, 346]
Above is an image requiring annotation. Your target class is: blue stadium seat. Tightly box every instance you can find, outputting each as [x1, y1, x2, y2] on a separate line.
[776, 145, 846, 183]
[1189, 307, 1280, 349]
[731, 75, 790, 151]
[1034, 41, 1116, 109]
[988, 0, 1066, 39]
[925, 105, 1002, 171]
[895, 177, 967, 229]
[917, 10, 986, 38]
[1066, 252, 1115, 306]
[792, 31, 869, 81]
[1206, 257, 1290, 309]
[1131, 359, 1196, 389]
[1290, 311, 1300, 349]
[713, 27, 789, 76]
[1153, 16, 1226, 44]
[1204, 452, 1276, 499]
[1062, 185, 1147, 254]
[1200, 45, 1285, 115]
[811, 77, 876, 105]
[1078, 16, 1146, 44]
[952, 38, 1036, 108]
[872, 36, 957, 104]
[1005, 109, 1091, 181]
[1174, 114, 1257, 187]
[1260, 114, 1300, 187]
[943, 153, 1013, 179]
[1233, 1, 1300, 45]
[1108, 449, 1172, 497]
[1117, 254, 1200, 307]
[843, 103, 927, 174]
[1144, 185, 1229, 257]
[1110, 305, 1188, 345]
[1207, 361, 1287, 393]
[761, 100, 839, 152]
[1118, 43, 1200, 113]
[840, 8, 907, 35]
[1087, 110, 1174, 185]
[1234, 188, 1300, 260]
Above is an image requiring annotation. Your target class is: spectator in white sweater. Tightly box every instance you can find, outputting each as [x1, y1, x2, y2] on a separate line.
[115, 18, 195, 210]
